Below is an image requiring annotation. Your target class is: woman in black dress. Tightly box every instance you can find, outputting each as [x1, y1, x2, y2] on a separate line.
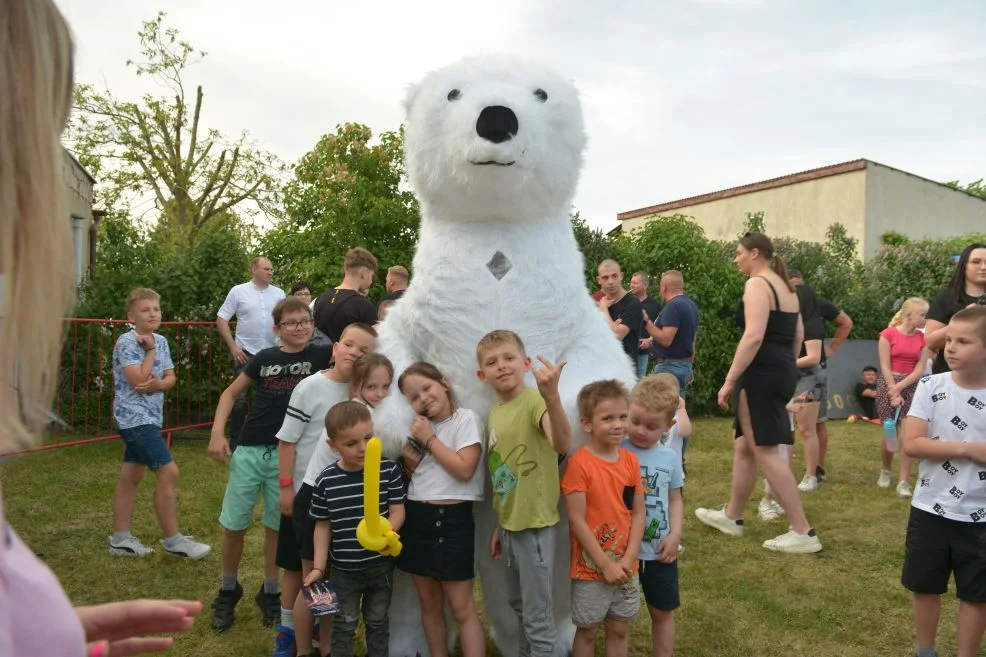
[696, 233, 822, 553]
[925, 243, 986, 373]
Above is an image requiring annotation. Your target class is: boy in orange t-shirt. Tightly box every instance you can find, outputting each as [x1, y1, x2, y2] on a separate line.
[561, 380, 645, 657]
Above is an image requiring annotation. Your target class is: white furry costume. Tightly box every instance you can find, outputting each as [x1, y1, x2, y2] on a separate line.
[373, 56, 636, 657]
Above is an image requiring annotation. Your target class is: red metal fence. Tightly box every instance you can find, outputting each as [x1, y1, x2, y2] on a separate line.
[0, 319, 233, 457]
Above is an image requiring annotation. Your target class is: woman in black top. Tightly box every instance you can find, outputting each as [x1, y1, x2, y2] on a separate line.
[695, 233, 822, 554]
[925, 243, 986, 373]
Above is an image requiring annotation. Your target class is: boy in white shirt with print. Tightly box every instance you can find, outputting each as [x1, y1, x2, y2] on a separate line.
[902, 306, 986, 657]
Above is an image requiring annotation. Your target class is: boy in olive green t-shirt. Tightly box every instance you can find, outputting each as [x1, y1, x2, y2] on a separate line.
[477, 330, 571, 657]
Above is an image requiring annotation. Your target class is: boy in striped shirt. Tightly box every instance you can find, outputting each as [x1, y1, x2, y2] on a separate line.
[305, 401, 405, 657]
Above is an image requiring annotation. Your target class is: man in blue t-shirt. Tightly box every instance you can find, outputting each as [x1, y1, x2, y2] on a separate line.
[642, 270, 699, 398]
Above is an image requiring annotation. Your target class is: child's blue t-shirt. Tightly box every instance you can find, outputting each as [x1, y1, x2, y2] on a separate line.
[112, 330, 174, 429]
[622, 439, 684, 560]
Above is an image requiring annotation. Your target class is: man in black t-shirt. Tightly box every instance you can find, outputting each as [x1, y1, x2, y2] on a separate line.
[597, 259, 643, 364]
[314, 247, 380, 342]
[206, 296, 333, 631]
[630, 271, 662, 377]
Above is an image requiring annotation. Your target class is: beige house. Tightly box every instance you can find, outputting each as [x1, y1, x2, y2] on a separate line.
[616, 159, 986, 260]
[63, 149, 100, 284]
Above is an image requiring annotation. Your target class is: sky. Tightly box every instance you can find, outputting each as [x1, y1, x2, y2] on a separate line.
[57, 0, 986, 232]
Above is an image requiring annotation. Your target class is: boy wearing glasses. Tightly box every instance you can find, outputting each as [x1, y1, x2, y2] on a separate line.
[207, 296, 333, 632]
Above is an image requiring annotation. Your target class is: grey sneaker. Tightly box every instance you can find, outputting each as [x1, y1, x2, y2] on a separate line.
[162, 535, 211, 560]
[108, 535, 154, 557]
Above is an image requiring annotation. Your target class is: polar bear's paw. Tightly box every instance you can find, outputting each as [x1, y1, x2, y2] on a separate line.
[370, 394, 416, 460]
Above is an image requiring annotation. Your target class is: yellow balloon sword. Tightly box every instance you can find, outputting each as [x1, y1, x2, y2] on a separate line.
[355, 437, 402, 557]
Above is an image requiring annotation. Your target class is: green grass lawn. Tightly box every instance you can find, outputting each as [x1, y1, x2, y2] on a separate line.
[0, 419, 958, 656]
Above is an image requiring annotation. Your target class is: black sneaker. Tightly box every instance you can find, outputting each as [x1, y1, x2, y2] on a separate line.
[211, 582, 243, 632]
[815, 466, 827, 483]
[255, 585, 281, 627]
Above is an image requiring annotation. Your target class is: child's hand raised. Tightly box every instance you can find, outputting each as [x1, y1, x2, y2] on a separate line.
[533, 356, 567, 401]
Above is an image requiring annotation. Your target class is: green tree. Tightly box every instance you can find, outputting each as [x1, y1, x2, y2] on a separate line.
[615, 214, 746, 413]
[77, 210, 256, 321]
[261, 123, 419, 299]
[946, 178, 986, 200]
[570, 211, 619, 291]
[67, 12, 282, 238]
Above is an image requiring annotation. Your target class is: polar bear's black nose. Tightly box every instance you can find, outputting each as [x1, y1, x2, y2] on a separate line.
[476, 106, 518, 143]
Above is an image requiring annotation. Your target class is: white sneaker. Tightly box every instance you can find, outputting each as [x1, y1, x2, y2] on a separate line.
[108, 535, 154, 557]
[758, 498, 781, 521]
[877, 470, 892, 488]
[770, 500, 785, 517]
[677, 544, 685, 555]
[161, 535, 211, 560]
[797, 474, 819, 492]
[763, 529, 823, 554]
[896, 481, 913, 498]
[695, 507, 743, 536]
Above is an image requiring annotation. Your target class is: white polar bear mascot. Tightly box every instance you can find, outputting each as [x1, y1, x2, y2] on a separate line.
[373, 55, 637, 657]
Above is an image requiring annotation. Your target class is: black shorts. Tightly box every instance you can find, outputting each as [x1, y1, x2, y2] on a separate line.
[275, 483, 315, 571]
[902, 506, 986, 602]
[639, 559, 680, 611]
[396, 500, 475, 581]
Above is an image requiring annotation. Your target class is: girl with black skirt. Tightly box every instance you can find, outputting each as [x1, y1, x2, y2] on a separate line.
[397, 362, 486, 657]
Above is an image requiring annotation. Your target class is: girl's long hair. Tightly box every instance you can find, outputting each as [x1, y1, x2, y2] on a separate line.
[889, 297, 929, 329]
[0, 1, 76, 451]
[949, 242, 986, 304]
[350, 353, 394, 397]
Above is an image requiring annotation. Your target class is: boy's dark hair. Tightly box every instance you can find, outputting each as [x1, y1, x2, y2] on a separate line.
[344, 247, 379, 274]
[290, 280, 312, 295]
[325, 400, 372, 440]
[862, 365, 878, 373]
[577, 379, 630, 420]
[952, 306, 986, 345]
[339, 322, 378, 340]
[272, 296, 312, 325]
[787, 268, 803, 280]
[125, 287, 160, 315]
[476, 330, 527, 365]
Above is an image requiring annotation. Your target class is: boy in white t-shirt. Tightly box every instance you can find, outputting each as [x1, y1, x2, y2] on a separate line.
[273, 323, 376, 657]
[901, 306, 986, 657]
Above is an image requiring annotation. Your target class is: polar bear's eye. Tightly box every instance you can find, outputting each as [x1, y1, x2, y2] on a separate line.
[534, 88, 548, 103]
[447, 89, 461, 102]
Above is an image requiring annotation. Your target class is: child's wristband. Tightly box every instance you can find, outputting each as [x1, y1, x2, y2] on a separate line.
[425, 435, 437, 451]
[279, 477, 294, 489]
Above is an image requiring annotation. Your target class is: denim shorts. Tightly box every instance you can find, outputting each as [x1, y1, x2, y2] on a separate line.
[120, 424, 173, 470]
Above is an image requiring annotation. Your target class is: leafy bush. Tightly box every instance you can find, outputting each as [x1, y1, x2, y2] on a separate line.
[77, 212, 255, 321]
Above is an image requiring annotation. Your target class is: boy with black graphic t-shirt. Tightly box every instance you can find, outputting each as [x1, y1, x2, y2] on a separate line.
[902, 306, 986, 657]
[207, 296, 332, 631]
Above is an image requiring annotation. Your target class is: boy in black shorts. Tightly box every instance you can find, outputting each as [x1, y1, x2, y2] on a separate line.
[901, 307, 986, 657]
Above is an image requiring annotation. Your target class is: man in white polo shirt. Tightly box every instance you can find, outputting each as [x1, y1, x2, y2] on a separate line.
[217, 257, 286, 449]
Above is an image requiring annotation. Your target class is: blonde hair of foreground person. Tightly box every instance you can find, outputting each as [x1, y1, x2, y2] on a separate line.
[0, 0, 76, 453]
[1, 5, 203, 657]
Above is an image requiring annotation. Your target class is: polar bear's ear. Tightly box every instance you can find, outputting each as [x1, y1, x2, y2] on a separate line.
[403, 82, 421, 117]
